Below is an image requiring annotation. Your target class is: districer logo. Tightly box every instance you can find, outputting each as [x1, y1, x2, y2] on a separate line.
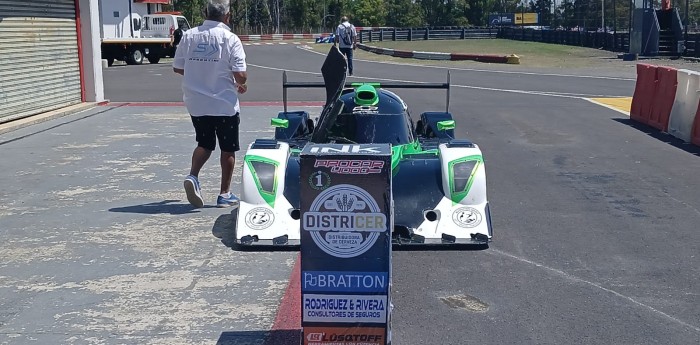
[245, 207, 275, 230]
[303, 184, 386, 258]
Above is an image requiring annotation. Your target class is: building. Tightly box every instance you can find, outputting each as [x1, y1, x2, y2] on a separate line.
[0, 0, 168, 124]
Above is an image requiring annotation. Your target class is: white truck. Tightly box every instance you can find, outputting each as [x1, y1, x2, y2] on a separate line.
[99, 0, 191, 66]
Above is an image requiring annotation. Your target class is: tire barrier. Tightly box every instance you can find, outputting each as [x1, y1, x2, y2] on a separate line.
[648, 66, 678, 132]
[630, 63, 658, 125]
[668, 70, 700, 142]
[631, 63, 700, 147]
[357, 43, 519, 64]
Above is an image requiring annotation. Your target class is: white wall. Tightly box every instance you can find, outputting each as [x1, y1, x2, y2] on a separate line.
[80, 0, 105, 102]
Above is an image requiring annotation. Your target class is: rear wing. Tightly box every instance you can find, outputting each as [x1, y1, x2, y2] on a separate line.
[281, 70, 451, 113]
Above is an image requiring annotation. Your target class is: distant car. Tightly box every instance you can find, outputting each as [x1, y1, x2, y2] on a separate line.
[231, 46, 493, 249]
[316, 33, 336, 43]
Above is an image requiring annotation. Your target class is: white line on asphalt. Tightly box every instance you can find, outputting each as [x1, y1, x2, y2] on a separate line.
[248, 63, 619, 99]
[298, 45, 636, 81]
[489, 248, 700, 334]
[585, 98, 631, 117]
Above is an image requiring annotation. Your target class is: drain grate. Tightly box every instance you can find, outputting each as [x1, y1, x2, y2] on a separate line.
[439, 294, 489, 312]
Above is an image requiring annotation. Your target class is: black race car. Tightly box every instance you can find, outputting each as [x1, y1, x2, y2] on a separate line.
[231, 46, 492, 249]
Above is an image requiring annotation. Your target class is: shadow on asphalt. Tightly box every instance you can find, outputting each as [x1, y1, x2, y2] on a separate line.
[217, 330, 301, 345]
[108, 200, 214, 214]
[613, 118, 700, 156]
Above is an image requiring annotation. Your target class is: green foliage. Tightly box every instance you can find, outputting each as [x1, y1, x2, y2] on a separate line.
[351, 0, 388, 26]
[169, 0, 699, 33]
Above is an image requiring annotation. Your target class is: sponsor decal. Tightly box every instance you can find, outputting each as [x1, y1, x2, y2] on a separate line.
[304, 326, 385, 345]
[303, 184, 387, 258]
[309, 170, 332, 190]
[314, 160, 384, 174]
[303, 294, 387, 323]
[245, 207, 275, 230]
[303, 271, 388, 293]
[452, 207, 482, 228]
[310, 145, 382, 154]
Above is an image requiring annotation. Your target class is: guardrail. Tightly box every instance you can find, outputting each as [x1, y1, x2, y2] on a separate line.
[498, 27, 631, 52]
[358, 28, 496, 43]
[357, 27, 700, 57]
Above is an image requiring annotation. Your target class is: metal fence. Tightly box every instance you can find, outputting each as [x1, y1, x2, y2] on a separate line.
[358, 28, 497, 43]
[497, 27, 630, 52]
[356, 26, 700, 58]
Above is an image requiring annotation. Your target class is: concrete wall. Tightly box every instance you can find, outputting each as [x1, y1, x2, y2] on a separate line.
[79, 0, 105, 102]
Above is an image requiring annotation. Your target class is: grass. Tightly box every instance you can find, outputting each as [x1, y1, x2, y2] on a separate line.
[307, 39, 620, 68]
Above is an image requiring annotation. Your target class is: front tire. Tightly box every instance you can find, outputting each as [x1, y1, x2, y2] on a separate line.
[125, 48, 144, 65]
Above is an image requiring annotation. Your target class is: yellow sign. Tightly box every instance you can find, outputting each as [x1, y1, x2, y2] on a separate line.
[515, 13, 539, 25]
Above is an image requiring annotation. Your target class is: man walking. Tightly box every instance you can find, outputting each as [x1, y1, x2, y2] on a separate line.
[334, 16, 357, 76]
[172, 0, 247, 208]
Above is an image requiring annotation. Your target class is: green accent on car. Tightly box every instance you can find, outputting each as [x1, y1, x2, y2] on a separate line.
[390, 141, 439, 173]
[271, 118, 289, 128]
[437, 120, 456, 131]
[354, 84, 379, 106]
[447, 155, 484, 204]
[351, 82, 381, 88]
[244, 155, 279, 208]
[448, 155, 483, 204]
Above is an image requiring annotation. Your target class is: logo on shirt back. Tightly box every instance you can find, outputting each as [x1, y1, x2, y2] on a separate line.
[190, 43, 220, 62]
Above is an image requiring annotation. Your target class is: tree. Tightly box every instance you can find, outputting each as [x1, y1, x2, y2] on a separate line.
[385, 0, 425, 27]
[351, 0, 388, 26]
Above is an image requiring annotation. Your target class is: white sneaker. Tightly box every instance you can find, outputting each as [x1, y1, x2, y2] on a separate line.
[184, 175, 204, 208]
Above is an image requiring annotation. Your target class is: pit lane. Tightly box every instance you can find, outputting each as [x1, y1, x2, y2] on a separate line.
[1, 42, 698, 344]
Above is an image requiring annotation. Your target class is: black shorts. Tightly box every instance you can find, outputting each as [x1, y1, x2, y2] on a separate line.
[190, 114, 240, 152]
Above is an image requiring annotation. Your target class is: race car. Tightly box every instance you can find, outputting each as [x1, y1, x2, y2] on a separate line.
[230, 46, 492, 249]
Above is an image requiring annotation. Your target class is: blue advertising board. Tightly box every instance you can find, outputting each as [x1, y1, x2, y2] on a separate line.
[300, 144, 393, 345]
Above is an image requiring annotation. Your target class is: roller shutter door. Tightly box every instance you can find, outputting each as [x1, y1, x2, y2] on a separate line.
[0, 0, 82, 123]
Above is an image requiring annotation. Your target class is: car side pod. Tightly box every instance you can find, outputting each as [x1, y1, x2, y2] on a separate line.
[407, 139, 491, 247]
[232, 140, 301, 250]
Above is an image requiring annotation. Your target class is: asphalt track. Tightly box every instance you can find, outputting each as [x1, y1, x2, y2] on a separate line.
[1, 43, 698, 344]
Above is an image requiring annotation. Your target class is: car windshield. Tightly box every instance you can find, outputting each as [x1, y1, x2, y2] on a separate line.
[325, 111, 414, 145]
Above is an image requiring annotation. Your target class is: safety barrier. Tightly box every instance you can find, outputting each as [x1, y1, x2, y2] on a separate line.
[668, 70, 700, 142]
[630, 64, 658, 125]
[357, 43, 519, 64]
[238, 33, 322, 41]
[631, 63, 700, 147]
[693, 105, 700, 146]
[648, 66, 678, 132]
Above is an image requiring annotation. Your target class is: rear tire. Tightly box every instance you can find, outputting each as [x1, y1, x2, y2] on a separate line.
[107, 58, 114, 67]
[125, 48, 144, 65]
[147, 56, 161, 64]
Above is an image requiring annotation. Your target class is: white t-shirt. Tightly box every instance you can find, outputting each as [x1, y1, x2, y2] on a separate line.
[336, 22, 356, 49]
[173, 20, 246, 116]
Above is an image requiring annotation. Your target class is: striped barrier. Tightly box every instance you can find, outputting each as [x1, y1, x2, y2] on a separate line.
[357, 43, 519, 64]
[630, 64, 658, 125]
[668, 70, 700, 142]
[648, 66, 678, 132]
[692, 106, 700, 146]
[238, 33, 324, 41]
[631, 63, 700, 147]
[413, 51, 451, 60]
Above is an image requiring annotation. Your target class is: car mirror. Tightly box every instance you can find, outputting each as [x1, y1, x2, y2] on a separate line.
[271, 118, 289, 128]
[437, 120, 455, 131]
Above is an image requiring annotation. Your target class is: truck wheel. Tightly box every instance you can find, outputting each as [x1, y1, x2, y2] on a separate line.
[147, 56, 161, 64]
[125, 48, 144, 65]
[107, 58, 114, 67]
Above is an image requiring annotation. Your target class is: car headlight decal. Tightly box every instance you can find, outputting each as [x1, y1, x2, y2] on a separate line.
[448, 155, 483, 203]
[245, 155, 279, 207]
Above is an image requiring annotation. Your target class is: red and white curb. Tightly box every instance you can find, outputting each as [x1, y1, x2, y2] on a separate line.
[357, 43, 520, 64]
